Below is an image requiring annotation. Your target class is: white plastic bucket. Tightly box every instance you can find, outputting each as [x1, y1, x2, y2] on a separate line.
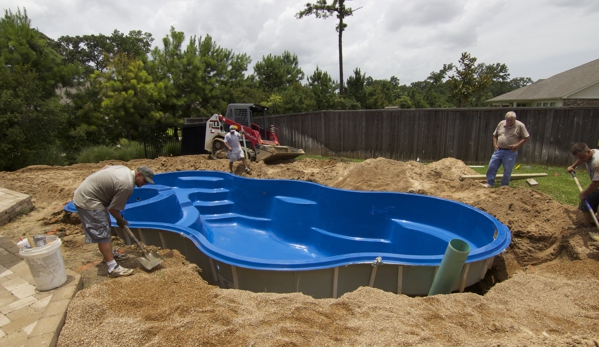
[19, 235, 67, 291]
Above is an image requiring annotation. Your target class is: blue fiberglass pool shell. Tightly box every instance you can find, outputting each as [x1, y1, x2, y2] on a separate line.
[65, 170, 510, 297]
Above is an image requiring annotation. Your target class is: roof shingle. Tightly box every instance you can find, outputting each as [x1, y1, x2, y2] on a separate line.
[487, 58, 599, 101]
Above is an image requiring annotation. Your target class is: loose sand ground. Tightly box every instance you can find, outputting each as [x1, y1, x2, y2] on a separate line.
[1, 155, 598, 346]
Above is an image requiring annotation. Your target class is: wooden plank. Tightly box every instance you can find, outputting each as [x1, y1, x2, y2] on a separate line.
[526, 178, 539, 186]
[460, 173, 549, 181]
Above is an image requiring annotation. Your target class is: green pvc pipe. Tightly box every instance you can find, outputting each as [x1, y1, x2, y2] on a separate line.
[428, 239, 471, 296]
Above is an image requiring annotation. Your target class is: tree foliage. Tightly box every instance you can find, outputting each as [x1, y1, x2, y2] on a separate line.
[0, 8, 71, 170]
[0, 8, 77, 96]
[0, 64, 67, 170]
[307, 66, 338, 110]
[148, 28, 252, 119]
[92, 53, 166, 140]
[447, 52, 493, 107]
[345, 68, 367, 107]
[254, 51, 305, 92]
[55, 30, 153, 76]
[296, 0, 360, 95]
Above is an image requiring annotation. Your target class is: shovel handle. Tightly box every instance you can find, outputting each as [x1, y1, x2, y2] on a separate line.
[121, 225, 150, 256]
[570, 171, 599, 230]
[570, 171, 584, 191]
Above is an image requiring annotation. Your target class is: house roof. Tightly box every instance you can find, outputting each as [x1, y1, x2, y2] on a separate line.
[487, 58, 599, 102]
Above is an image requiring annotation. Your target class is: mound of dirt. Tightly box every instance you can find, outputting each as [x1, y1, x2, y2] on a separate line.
[0, 155, 598, 346]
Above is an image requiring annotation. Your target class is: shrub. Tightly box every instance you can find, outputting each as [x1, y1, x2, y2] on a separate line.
[114, 141, 145, 161]
[30, 144, 68, 166]
[76, 145, 114, 163]
[163, 141, 181, 157]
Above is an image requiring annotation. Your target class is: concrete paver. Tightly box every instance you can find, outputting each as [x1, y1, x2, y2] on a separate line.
[0, 188, 33, 227]
[0, 188, 82, 347]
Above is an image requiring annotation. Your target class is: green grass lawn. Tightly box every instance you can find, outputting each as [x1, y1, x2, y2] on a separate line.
[469, 164, 587, 207]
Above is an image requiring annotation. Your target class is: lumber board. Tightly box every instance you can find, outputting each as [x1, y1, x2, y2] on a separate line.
[526, 178, 539, 186]
[459, 173, 548, 181]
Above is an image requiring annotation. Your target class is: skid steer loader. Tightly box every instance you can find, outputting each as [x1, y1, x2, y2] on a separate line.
[204, 103, 304, 162]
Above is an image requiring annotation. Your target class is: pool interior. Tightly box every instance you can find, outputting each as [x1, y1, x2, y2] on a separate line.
[81, 170, 510, 268]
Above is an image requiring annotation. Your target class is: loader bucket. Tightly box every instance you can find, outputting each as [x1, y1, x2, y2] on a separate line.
[256, 145, 305, 162]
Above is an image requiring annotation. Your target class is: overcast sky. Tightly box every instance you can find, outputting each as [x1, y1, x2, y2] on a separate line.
[3, 0, 599, 85]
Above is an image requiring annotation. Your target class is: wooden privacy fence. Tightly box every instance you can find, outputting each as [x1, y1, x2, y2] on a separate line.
[267, 107, 599, 166]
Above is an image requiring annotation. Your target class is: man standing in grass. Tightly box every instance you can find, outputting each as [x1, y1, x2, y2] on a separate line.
[485, 111, 530, 187]
[567, 143, 599, 227]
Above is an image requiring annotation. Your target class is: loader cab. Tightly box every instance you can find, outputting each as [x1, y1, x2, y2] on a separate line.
[225, 103, 269, 138]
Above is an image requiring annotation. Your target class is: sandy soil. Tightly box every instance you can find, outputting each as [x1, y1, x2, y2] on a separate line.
[1, 155, 598, 346]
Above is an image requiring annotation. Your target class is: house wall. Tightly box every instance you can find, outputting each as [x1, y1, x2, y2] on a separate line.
[531, 100, 562, 107]
[563, 99, 599, 107]
[490, 100, 563, 107]
[569, 82, 599, 99]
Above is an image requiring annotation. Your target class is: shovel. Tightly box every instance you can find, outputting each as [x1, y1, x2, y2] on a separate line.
[570, 171, 599, 241]
[121, 225, 164, 270]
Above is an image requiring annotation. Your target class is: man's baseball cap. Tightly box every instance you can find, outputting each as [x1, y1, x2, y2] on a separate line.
[137, 166, 155, 184]
[230, 125, 237, 131]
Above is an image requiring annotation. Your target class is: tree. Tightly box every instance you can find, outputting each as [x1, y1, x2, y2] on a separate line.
[110, 30, 153, 60]
[482, 63, 533, 102]
[277, 83, 317, 113]
[447, 52, 492, 107]
[92, 53, 166, 140]
[196, 34, 252, 115]
[307, 66, 338, 110]
[0, 8, 77, 97]
[296, 0, 360, 95]
[147, 27, 189, 119]
[411, 64, 454, 108]
[0, 8, 74, 170]
[148, 28, 253, 119]
[61, 78, 109, 152]
[253, 51, 304, 92]
[55, 30, 154, 80]
[345, 68, 367, 107]
[0, 64, 67, 170]
[364, 77, 401, 109]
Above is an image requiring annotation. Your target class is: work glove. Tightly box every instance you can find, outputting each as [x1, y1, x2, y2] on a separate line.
[116, 218, 128, 228]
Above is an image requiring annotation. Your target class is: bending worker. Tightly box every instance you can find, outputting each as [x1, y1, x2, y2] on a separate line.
[73, 165, 154, 277]
[567, 143, 599, 227]
[485, 111, 530, 187]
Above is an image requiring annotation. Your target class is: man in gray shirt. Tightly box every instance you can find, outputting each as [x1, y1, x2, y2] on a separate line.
[74, 165, 154, 277]
[485, 111, 530, 187]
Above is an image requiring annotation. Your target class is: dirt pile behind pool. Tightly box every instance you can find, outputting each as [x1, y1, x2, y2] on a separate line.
[0, 155, 598, 346]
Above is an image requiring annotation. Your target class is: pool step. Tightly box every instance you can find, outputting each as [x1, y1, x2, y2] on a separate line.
[188, 188, 230, 202]
[177, 176, 226, 189]
[194, 200, 234, 214]
[202, 213, 270, 222]
[271, 195, 318, 243]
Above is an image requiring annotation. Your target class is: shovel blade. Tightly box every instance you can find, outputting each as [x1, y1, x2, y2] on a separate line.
[590, 232, 599, 242]
[137, 251, 164, 270]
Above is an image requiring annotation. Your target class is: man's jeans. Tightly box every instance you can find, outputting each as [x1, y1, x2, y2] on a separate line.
[486, 149, 518, 186]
